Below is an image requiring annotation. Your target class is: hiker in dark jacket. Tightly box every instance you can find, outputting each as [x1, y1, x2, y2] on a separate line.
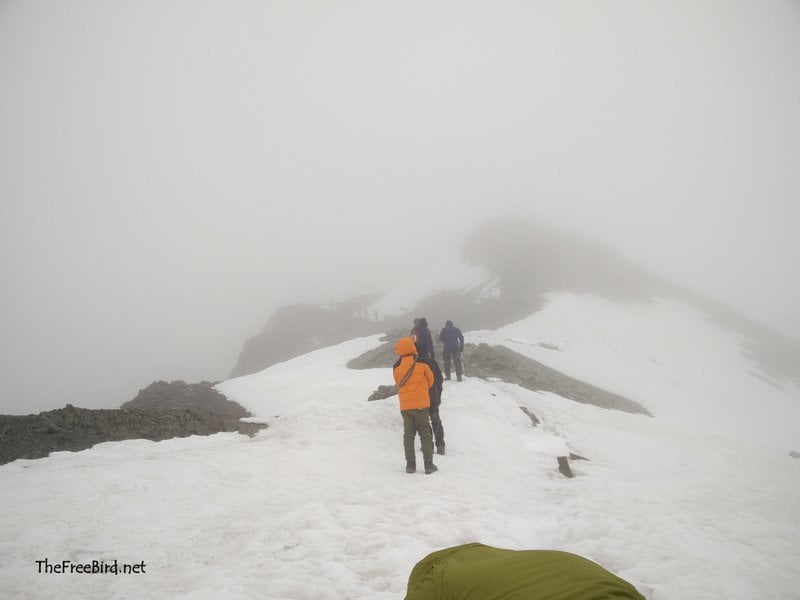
[414, 317, 435, 360]
[439, 320, 464, 381]
[409, 318, 421, 337]
[415, 340, 445, 455]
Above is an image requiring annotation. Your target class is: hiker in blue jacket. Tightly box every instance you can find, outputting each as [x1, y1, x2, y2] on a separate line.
[439, 320, 464, 381]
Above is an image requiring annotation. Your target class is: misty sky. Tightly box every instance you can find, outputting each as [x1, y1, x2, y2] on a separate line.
[2, 1, 799, 415]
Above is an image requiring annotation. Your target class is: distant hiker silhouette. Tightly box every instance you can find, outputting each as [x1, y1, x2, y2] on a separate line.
[410, 318, 421, 337]
[413, 317, 435, 360]
[393, 337, 438, 474]
[439, 320, 464, 381]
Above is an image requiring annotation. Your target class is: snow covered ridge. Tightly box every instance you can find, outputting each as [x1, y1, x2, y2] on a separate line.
[469, 293, 800, 451]
[3, 294, 799, 599]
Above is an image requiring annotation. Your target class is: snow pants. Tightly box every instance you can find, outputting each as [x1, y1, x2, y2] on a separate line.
[443, 348, 462, 380]
[429, 407, 445, 450]
[402, 408, 433, 464]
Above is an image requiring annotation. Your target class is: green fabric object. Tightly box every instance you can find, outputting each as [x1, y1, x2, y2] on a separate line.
[405, 543, 646, 600]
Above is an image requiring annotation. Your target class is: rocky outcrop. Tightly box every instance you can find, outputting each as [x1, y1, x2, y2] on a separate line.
[461, 343, 650, 415]
[356, 337, 650, 416]
[230, 303, 383, 378]
[347, 330, 409, 370]
[122, 380, 248, 418]
[0, 404, 265, 465]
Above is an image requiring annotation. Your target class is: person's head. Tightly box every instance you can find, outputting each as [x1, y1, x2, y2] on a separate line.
[419, 317, 428, 329]
[413, 318, 420, 326]
[446, 320, 453, 327]
[395, 337, 418, 357]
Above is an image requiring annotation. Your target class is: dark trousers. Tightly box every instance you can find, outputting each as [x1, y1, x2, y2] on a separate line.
[402, 408, 433, 464]
[429, 407, 444, 449]
[443, 348, 462, 380]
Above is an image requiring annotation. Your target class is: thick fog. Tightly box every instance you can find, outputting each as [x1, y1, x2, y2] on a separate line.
[1, 1, 798, 415]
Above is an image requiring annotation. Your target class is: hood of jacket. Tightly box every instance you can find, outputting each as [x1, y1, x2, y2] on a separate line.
[395, 336, 418, 356]
[445, 320, 453, 327]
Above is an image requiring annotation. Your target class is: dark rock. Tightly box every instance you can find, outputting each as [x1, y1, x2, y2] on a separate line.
[348, 330, 408, 370]
[557, 456, 574, 478]
[0, 405, 266, 466]
[368, 385, 398, 402]
[539, 343, 562, 351]
[122, 380, 248, 418]
[519, 406, 540, 426]
[790, 451, 800, 459]
[463, 343, 651, 416]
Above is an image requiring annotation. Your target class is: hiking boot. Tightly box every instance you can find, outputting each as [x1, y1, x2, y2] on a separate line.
[424, 462, 438, 475]
[444, 375, 451, 381]
[406, 461, 416, 474]
[436, 446, 446, 456]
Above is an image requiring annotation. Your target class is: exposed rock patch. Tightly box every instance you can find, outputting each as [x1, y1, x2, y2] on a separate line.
[347, 330, 408, 370]
[519, 406, 541, 426]
[354, 337, 650, 416]
[463, 343, 651, 415]
[0, 403, 265, 465]
[122, 380, 249, 418]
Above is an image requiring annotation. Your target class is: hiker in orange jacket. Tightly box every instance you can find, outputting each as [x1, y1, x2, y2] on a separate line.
[393, 337, 438, 474]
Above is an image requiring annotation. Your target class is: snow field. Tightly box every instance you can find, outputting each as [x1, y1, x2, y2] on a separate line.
[469, 293, 800, 451]
[2, 294, 800, 599]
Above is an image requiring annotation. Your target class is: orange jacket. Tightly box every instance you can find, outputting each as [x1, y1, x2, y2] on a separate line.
[393, 337, 434, 411]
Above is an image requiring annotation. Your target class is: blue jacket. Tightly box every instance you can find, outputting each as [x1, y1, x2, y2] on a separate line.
[439, 321, 464, 352]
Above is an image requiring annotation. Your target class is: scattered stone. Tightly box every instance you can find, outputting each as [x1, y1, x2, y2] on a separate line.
[790, 451, 800, 459]
[539, 343, 562, 351]
[519, 406, 540, 426]
[569, 453, 589, 461]
[557, 456, 574, 478]
[368, 385, 398, 402]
